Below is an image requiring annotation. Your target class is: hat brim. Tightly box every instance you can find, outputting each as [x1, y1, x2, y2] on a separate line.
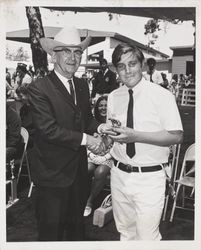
[40, 36, 91, 55]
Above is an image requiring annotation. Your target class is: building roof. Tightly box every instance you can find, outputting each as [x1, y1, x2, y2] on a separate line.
[6, 26, 169, 58]
[170, 45, 194, 50]
[170, 45, 194, 57]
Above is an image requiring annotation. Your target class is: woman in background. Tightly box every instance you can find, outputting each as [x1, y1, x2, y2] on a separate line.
[84, 95, 113, 217]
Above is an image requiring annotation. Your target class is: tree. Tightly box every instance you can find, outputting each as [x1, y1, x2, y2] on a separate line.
[26, 6, 48, 77]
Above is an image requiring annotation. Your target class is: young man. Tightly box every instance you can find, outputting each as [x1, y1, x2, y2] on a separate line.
[101, 44, 183, 240]
[28, 26, 109, 241]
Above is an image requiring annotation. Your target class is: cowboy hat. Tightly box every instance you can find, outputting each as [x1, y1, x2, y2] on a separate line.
[40, 26, 91, 55]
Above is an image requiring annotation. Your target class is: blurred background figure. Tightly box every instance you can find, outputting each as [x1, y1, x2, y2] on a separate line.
[6, 68, 12, 86]
[91, 58, 118, 100]
[15, 63, 33, 86]
[84, 95, 113, 217]
[28, 65, 35, 78]
[179, 74, 186, 89]
[161, 72, 169, 89]
[6, 68, 17, 100]
[16, 85, 35, 149]
[144, 57, 163, 86]
[6, 103, 23, 163]
[11, 63, 33, 100]
[169, 74, 180, 100]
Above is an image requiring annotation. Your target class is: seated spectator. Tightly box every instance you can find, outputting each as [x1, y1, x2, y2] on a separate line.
[143, 57, 163, 85]
[6, 103, 24, 163]
[84, 95, 113, 217]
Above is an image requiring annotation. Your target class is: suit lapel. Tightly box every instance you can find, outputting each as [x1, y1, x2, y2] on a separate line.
[48, 71, 77, 110]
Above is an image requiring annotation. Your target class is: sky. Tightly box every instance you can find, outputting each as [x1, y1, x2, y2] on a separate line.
[5, 5, 195, 59]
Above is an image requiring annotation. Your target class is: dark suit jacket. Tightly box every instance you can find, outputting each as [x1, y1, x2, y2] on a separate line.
[91, 69, 118, 98]
[28, 71, 99, 187]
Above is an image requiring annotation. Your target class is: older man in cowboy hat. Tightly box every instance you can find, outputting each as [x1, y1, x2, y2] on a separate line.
[28, 26, 110, 241]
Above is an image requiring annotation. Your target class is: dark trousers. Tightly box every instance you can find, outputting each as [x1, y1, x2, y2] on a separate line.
[35, 165, 88, 241]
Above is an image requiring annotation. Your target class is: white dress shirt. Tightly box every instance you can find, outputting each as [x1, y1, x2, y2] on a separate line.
[107, 77, 183, 166]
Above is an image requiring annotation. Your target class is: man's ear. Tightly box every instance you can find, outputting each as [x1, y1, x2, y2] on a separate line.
[51, 52, 57, 63]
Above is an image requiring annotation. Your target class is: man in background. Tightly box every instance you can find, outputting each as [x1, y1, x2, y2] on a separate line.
[91, 58, 118, 100]
[143, 57, 163, 86]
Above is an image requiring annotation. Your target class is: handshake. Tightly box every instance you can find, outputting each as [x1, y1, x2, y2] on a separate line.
[86, 120, 121, 155]
[86, 132, 113, 156]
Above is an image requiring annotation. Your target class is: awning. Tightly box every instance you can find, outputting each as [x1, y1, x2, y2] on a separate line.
[43, 7, 195, 21]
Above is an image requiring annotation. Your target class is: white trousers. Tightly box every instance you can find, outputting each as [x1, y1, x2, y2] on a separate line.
[110, 166, 166, 241]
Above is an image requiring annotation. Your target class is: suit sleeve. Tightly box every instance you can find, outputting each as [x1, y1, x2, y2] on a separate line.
[82, 80, 100, 134]
[109, 71, 118, 92]
[91, 77, 97, 98]
[28, 82, 83, 151]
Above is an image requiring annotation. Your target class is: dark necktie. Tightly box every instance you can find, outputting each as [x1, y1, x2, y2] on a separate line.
[68, 79, 75, 103]
[126, 89, 135, 158]
[150, 72, 153, 82]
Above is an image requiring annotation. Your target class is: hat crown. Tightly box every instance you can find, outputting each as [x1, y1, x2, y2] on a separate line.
[40, 26, 91, 55]
[54, 26, 81, 46]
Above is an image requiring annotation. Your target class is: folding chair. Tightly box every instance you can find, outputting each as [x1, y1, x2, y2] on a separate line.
[6, 159, 19, 208]
[169, 143, 195, 222]
[17, 127, 32, 195]
[162, 144, 181, 221]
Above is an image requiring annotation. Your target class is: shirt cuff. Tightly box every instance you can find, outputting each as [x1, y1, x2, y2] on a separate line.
[81, 133, 87, 145]
[97, 124, 103, 134]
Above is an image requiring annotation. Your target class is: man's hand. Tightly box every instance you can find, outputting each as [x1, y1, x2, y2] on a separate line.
[108, 127, 135, 144]
[102, 134, 113, 151]
[86, 134, 106, 155]
[99, 123, 118, 136]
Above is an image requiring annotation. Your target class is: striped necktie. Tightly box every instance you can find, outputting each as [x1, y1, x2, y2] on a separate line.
[126, 89, 135, 158]
[68, 79, 75, 103]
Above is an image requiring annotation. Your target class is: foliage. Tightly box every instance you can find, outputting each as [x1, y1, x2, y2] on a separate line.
[6, 46, 30, 61]
[144, 19, 161, 35]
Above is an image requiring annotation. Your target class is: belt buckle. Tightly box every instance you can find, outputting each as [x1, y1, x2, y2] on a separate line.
[126, 164, 132, 173]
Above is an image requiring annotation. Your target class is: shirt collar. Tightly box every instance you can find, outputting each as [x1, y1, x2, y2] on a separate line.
[54, 70, 73, 83]
[123, 76, 144, 94]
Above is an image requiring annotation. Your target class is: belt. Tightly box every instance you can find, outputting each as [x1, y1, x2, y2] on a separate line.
[113, 159, 164, 173]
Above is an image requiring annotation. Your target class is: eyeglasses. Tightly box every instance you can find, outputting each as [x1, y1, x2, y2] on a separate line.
[54, 48, 83, 58]
[116, 61, 137, 71]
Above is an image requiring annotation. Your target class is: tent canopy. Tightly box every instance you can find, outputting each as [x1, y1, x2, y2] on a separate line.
[44, 7, 195, 21]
